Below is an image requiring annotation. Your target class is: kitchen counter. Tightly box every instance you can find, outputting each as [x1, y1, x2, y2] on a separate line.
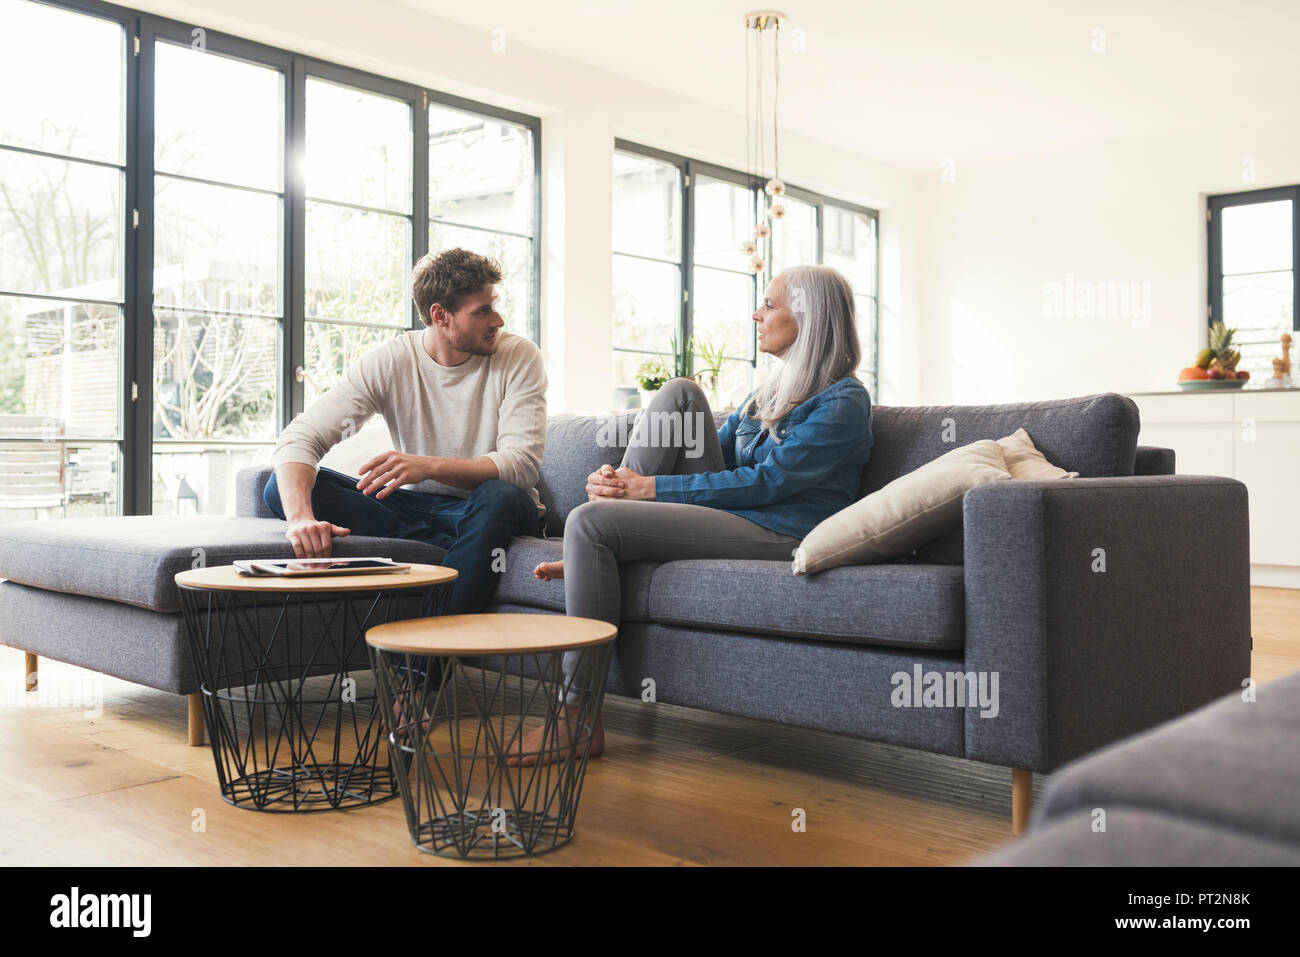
[1128, 385, 1299, 396]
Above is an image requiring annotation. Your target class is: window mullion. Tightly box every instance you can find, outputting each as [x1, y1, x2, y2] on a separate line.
[682, 159, 694, 376]
[286, 55, 306, 425]
[1293, 185, 1300, 335]
[127, 13, 152, 515]
[412, 91, 429, 331]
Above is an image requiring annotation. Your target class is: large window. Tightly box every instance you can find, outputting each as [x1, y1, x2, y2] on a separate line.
[0, 0, 540, 521]
[692, 174, 759, 403]
[429, 103, 537, 341]
[611, 150, 683, 400]
[303, 75, 412, 408]
[150, 39, 284, 516]
[823, 203, 879, 393]
[768, 193, 817, 275]
[0, 0, 127, 520]
[611, 140, 879, 409]
[1209, 187, 1298, 382]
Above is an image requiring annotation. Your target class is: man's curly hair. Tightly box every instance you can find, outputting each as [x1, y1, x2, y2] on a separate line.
[411, 248, 503, 325]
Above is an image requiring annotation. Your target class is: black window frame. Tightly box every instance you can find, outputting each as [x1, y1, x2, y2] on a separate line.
[425, 89, 542, 345]
[613, 138, 880, 392]
[1208, 184, 1300, 342]
[0, 0, 137, 517]
[610, 141, 692, 378]
[6, 0, 541, 516]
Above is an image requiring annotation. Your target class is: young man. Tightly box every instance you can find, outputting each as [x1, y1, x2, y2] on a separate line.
[264, 248, 547, 615]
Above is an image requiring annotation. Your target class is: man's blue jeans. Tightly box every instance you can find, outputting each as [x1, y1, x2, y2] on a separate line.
[263, 468, 542, 686]
[263, 467, 542, 615]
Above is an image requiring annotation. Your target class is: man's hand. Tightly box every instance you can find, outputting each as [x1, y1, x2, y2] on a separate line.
[357, 451, 433, 499]
[286, 519, 350, 558]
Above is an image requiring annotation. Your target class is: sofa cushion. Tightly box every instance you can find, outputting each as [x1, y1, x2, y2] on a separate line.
[861, 393, 1139, 495]
[492, 535, 565, 610]
[493, 535, 656, 621]
[537, 413, 636, 536]
[0, 516, 443, 613]
[236, 467, 277, 519]
[647, 558, 965, 649]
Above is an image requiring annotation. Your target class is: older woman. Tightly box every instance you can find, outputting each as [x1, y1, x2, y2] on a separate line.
[508, 265, 873, 766]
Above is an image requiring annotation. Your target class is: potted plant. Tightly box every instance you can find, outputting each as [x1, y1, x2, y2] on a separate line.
[636, 357, 670, 407]
[691, 337, 727, 407]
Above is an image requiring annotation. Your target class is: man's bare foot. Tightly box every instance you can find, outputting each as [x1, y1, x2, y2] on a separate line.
[504, 706, 603, 767]
[534, 560, 564, 581]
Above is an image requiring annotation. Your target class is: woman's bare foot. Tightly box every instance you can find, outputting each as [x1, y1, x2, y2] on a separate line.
[534, 560, 564, 581]
[390, 698, 433, 741]
[504, 707, 603, 767]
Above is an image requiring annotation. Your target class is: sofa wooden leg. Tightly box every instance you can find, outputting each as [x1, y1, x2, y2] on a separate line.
[188, 693, 206, 747]
[1012, 768, 1033, 835]
[24, 652, 38, 692]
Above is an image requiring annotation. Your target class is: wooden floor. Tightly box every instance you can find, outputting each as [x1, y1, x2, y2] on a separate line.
[2, 587, 1296, 866]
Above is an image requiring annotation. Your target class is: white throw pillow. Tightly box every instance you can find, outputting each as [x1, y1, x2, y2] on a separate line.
[792, 439, 1012, 575]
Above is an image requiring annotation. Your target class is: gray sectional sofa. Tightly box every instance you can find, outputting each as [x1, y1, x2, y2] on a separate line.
[0, 392, 1253, 830]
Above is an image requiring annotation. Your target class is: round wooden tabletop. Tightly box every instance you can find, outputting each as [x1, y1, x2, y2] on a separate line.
[175, 563, 457, 593]
[366, 613, 617, 655]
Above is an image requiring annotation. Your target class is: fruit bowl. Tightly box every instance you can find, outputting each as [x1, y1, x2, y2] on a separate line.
[1177, 379, 1246, 391]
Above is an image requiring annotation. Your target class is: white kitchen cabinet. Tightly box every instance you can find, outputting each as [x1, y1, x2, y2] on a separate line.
[1233, 393, 1300, 568]
[1130, 389, 1300, 579]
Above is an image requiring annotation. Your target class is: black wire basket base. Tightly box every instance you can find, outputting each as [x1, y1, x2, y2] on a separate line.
[217, 760, 399, 813]
[371, 650, 612, 861]
[409, 806, 574, 858]
[180, 582, 450, 814]
[195, 671, 400, 812]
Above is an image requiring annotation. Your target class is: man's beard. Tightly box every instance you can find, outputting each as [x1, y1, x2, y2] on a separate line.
[452, 327, 500, 357]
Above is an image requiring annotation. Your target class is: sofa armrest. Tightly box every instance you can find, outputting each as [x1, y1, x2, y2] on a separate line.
[1134, 445, 1175, 475]
[962, 475, 1250, 773]
[235, 467, 277, 519]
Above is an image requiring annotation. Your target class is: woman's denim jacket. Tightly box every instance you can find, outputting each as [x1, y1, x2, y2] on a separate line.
[653, 376, 874, 539]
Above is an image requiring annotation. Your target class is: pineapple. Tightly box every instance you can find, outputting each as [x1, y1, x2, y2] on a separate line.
[1209, 322, 1241, 372]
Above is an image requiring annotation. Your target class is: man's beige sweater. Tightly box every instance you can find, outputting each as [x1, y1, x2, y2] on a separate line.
[272, 329, 547, 510]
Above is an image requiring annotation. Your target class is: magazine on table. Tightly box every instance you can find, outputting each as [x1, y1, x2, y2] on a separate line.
[233, 557, 411, 577]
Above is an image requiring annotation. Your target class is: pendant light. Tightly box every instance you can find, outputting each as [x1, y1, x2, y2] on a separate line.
[741, 10, 786, 271]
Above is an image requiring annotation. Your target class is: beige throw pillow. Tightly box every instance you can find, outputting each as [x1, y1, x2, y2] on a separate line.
[792, 439, 1012, 575]
[996, 428, 1080, 479]
[914, 428, 1079, 565]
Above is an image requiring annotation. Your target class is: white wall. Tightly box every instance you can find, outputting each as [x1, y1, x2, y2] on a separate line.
[916, 117, 1300, 405]
[133, 0, 925, 411]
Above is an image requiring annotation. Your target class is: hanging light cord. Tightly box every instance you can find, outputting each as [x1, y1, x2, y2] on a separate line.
[773, 21, 780, 182]
[756, 26, 765, 190]
[748, 24, 759, 188]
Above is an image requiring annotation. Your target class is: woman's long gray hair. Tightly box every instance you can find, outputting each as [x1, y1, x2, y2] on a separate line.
[745, 265, 861, 432]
